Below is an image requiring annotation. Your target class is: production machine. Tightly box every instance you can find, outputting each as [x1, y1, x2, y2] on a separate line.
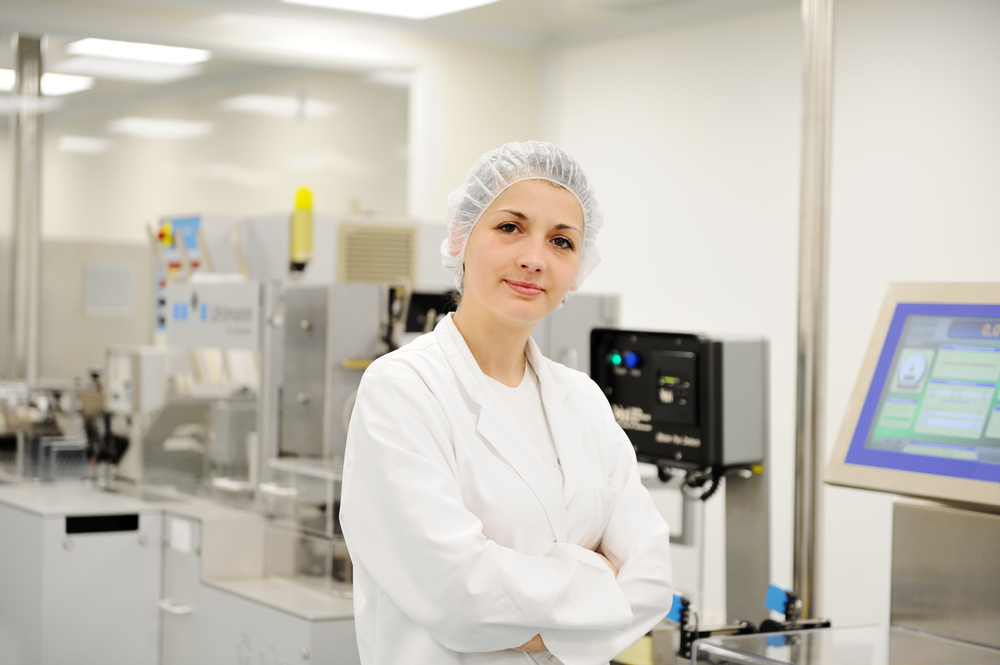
[692, 282, 1000, 665]
[0, 375, 130, 484]
[590, 330, 767, 481]
[822, 282, 1000, 659]
[590, 328, 772, 652]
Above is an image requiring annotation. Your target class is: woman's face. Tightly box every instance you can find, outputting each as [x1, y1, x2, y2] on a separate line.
[457, 179, 585, 328]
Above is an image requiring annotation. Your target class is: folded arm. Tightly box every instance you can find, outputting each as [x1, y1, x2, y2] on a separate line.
[540, 385, 674, 665]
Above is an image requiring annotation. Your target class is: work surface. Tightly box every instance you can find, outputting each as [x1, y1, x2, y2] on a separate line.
[692, 625, 1000, 665]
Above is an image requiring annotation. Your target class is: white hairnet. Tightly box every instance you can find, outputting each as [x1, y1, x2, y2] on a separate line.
[441, 140, 603, 294]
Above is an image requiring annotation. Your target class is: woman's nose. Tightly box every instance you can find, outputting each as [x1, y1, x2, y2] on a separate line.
[518, 240, 546, 272]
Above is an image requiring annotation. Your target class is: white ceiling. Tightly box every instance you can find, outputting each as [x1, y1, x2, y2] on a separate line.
[0, 0, 794, 65]
[0, 0, 793, 120]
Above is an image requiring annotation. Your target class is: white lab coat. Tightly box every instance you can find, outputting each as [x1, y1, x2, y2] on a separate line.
[340, 314, 672, 665]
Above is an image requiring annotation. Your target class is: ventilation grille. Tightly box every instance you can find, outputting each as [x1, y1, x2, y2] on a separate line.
[338, 223, 417, 285]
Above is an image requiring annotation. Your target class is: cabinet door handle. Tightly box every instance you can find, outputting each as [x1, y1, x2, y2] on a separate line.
[158, 599, 193, 615]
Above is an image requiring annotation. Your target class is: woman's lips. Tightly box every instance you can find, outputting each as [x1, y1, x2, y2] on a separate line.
[505, 280, 544, 296]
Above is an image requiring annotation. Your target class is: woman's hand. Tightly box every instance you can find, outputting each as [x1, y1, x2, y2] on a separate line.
[514, 634, 547, 652]
[597, 551, 618, 577]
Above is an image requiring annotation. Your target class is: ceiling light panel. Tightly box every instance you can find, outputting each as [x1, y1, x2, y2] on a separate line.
[107, 117, 213, 139]
[59, 135, 112, 154]
[365, 70, 412, 88]
[52, 57, 203, 84]
[281, 0, 500, 20]
[66, 38, 211, 66]
[0, 97, 63, 114]
[0, 69, 93, 96]
[41, 73, 95, 96]
[220, 94, 335, 119]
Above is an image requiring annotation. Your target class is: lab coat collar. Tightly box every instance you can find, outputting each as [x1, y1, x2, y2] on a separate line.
[434, 314, 574, 541]
[433, 313, 568, 407]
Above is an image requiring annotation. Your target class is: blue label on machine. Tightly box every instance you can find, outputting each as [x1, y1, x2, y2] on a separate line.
[666, 593, 685, 623]
[766, 583, 789, 614]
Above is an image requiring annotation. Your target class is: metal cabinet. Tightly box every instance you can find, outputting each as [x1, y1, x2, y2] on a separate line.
[160, 512, 360, 665]
[0, 485, 162, 665]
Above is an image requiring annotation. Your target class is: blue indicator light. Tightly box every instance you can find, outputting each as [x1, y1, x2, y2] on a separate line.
[624, 351, 641, 369]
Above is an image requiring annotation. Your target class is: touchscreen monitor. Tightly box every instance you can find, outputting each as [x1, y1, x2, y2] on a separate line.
[826, 283, 1000, 507]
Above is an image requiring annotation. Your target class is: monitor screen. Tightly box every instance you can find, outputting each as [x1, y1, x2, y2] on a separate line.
[826, 283, 1000, 508]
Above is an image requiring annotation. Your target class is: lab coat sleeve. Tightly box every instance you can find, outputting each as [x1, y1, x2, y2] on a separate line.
[539, 383, 674, 665]
[339, 360, 633, 654]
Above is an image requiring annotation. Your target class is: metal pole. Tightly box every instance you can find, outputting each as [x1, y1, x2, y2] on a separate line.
[8, 34, 44, 382]
[793, 0, 834, 619]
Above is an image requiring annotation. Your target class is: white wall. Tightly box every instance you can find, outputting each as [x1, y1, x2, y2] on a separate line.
[551, 5, 803, 623]
[552, 0, 1000, 629]
[408, 43, 544, 221]
[824, 0, 1000, 627]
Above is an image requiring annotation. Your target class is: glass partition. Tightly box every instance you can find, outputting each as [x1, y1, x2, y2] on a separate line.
[39, 45, 410, 241]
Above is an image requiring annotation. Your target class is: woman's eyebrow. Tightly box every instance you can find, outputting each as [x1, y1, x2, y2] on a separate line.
[555, 223, 583, 236]
[495, 208, 527, 220]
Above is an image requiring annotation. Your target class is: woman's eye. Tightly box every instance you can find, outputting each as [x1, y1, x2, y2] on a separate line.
[498, 222, 519, 233]
[552, 236, 575, 250]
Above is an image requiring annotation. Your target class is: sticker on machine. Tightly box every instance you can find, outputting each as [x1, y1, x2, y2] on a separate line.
[612, 404, 653, 432]
[655, 431, 702, 447]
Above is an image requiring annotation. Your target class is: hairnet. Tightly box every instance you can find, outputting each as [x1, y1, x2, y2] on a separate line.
[440, 140, 603, 294]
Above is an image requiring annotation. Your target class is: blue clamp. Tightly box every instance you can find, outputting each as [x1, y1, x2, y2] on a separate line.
[666, 593, 687, 623]
[765, 583, 791, 614]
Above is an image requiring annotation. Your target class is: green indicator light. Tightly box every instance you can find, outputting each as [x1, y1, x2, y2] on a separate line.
[660, 376, 678, 385]
[608, 352, 623, 366]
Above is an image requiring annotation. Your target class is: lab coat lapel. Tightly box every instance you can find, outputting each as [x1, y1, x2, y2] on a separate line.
[474, 400, 568, 541]
[435, 316, 568, 542]
[526, 339, 584, 507]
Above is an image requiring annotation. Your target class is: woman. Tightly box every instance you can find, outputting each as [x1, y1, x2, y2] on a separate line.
[340, 141, 673, 665]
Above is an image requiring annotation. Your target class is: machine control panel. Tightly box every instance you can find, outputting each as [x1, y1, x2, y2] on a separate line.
[591, 329, 768, 472]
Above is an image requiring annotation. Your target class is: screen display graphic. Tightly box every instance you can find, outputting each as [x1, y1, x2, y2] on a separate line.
[846, 303, 1000, 482]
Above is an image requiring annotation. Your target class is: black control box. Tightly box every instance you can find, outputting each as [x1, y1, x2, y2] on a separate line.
[590, 329, 768, 472]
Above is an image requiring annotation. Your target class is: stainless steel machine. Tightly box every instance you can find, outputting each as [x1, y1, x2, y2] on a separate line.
[693, 282, 1000, 664]
[825, 283, 1000, 654]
